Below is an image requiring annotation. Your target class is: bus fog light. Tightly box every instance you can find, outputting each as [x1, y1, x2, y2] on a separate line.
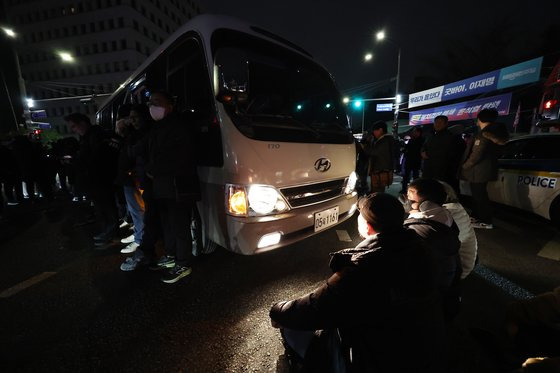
[258, 232, 282, 249]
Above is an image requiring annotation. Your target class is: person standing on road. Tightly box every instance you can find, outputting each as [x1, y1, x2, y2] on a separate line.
[400, 125, 424, 194]
[144, 90, 200, 284]
[362, 121, 395, 193]
[270, 193, 445, 372]
[421, 115, 465, 193]
[65, 113, 120, 247]
[461, 109, 509, 230]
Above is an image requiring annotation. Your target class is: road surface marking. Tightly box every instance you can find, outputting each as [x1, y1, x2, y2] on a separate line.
[0, 272, 57, 298]
[537, 235, 560, 261]
[474, 265, 534, 300]
[336, 230, 352, 242]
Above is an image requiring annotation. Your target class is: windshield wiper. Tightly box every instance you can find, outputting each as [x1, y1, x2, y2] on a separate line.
[244, 114, 321, 137]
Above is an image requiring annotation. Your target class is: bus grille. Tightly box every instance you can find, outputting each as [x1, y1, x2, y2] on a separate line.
[280, 178, 347, 208]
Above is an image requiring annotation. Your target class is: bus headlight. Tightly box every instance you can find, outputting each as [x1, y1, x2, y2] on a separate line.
[226, 184, 289, 216]
[344, 171, 357, 194]
[248, 185, 288, 215]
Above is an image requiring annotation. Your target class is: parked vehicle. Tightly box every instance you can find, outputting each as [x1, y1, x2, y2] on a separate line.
[463, 134, 560, 226]
[97, 15, 358, 254]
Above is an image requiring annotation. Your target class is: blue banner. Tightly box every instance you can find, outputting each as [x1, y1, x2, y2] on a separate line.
[442, 71, 499, 101]
[409, 93, 512, 125]
[408, 57, 543, 109]
[497, 57, 543, 89]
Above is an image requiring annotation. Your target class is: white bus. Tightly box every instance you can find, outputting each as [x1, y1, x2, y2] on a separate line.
[97, 15, 358, 255]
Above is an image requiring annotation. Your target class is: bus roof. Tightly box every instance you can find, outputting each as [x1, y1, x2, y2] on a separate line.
[98, 14, 314, 112]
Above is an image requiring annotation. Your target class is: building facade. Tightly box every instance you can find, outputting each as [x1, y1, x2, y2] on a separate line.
[2, 0, 201, 134]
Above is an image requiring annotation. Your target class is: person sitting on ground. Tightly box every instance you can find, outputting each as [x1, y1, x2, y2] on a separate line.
[403, 178, 462, 321]
[270, 193, 445, 373]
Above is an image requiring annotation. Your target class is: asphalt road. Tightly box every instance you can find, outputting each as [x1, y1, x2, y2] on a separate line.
[0, 187, 559, 372]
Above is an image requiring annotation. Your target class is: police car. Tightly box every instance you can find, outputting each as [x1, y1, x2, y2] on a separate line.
[484, 133, 560, 226]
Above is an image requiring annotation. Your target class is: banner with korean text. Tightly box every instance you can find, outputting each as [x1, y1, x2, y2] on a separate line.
[408, 57, 542, 109]
[409, 93, 512, 125]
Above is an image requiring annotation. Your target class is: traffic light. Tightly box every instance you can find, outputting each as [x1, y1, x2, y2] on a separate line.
[353, 100, 363, 109]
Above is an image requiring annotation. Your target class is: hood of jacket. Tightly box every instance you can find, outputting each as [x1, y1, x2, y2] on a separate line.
[481, 122, 509, 145]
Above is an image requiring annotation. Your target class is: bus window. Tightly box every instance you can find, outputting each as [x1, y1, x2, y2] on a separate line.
[166, 37, 222, 167]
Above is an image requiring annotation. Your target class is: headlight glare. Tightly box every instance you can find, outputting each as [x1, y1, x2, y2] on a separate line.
[344, 171, 357, 194]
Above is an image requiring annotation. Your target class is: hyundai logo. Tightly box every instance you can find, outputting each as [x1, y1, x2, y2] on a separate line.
[314, 158, 331, 172]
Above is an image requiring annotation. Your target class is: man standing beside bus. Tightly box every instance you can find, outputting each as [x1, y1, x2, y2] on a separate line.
[145, 90, 200, 283]
[362, 121, 395, 193]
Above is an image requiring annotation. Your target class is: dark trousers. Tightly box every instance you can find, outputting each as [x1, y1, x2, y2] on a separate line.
[401, 165, 420, 192]
[138, 182, 161, 261]
[470, 182, 492, 223]
[90, 185, 119, 239]
[157, 198, 192, 267]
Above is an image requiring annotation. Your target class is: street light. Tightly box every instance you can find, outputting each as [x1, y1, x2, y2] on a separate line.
[375, 29, 401, 139]
[364, 53, 373, 62]
[57, 51, 75, 63]
[1, 27, 16, 38]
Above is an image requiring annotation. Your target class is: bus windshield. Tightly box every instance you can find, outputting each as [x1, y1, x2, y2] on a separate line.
[212, 29, 353, 144]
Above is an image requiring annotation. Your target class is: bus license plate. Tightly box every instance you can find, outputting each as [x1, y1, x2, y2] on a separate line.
[314, 206, 339, 232]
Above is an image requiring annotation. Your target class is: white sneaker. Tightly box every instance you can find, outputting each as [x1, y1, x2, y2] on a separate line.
[120, 234, 135, 244]
[119, 220, 130, 229]
[121, 241, 140, 254]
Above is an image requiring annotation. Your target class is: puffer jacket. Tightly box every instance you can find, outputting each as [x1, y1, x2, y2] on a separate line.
[270, 228, 445, 372]
[461, 122, 509, 183]
[443, 202, 478, 279]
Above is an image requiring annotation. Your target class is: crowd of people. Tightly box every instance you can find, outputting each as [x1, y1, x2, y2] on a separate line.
[270, 109, 560, 371]
[2, 101, 558, 370]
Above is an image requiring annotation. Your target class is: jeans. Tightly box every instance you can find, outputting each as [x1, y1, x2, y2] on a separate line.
[123, 185, 145, 244]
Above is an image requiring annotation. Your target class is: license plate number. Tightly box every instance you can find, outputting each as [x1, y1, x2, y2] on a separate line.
[314, 206, 339, 232]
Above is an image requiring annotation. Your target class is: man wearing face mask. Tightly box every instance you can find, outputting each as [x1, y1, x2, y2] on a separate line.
[269, 193, 445, 372]
[144, 90, 200, 283]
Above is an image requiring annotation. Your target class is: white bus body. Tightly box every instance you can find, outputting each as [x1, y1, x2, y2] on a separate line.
[97, 15, 358, 254]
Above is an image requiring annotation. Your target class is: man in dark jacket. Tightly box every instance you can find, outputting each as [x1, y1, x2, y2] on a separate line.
[461, 109, 509, 229]
[270, 193, 445, 373]
[361, 121, 395, 193]
[66, 113, 120, 246]
[421, 115, 465, 193]
[400, 125, 424, 193]
[144, 90, 199, 284]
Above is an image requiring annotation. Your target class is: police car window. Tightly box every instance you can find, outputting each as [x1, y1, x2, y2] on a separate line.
[500, 140, 527, 159]
[527, 137, 560, 159]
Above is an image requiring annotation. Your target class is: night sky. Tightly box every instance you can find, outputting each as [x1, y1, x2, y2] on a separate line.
[203, 0, 560, 96]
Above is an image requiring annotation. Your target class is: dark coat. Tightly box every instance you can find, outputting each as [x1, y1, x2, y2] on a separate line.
[75, 126, 120, 190]
[461, 122, 509, 183]
[144, 112, 200, 201]
[363, 134, 395, 174]
[403, 136, 424, 169]
[422, 129, 465, 181]
[270, 228, 445, 372]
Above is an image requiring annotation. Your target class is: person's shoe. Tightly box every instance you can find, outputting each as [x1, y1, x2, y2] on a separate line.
[120, 241, 139, 254]
[72, 196, 80, 202]
[119, 220, 130, 229]
[120, 253, 146, 271]
[150, 255, 175, 270]
[161, 265, 192, 284]
[472, 221, 493, 229]
[120, 234, 135, 244]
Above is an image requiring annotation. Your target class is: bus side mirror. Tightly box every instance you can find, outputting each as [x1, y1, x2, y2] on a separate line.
[216, 89, 248, 106]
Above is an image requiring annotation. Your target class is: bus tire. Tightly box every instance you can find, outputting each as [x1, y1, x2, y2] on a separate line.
[550, 197, 560, 229]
